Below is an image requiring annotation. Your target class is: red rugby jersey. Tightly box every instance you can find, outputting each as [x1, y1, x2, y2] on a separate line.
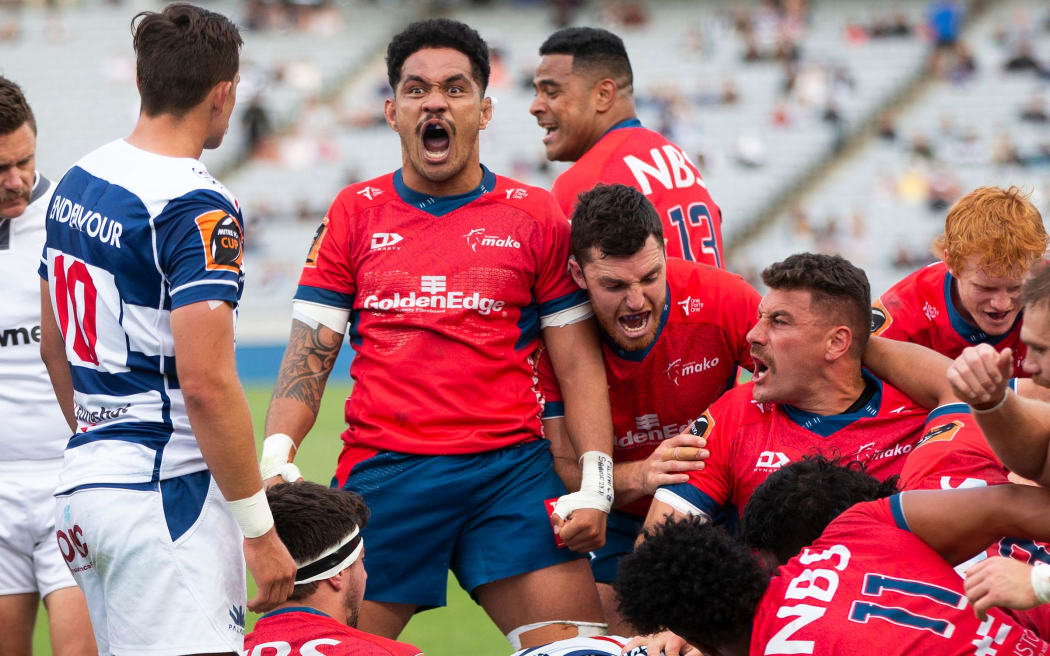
[245, 608, 422, 656]
[540, 258, 758, 516]
[752, 497, 1049, 655]
[655, 375, 927, 521]
[551, 119, 724, 266]
[295, 166, 591, 460]
[873, 262, 1028, 377]
[900, 403, 1009, 492]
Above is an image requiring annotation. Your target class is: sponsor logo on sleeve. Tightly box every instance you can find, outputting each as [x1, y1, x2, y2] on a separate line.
[870, 300, 891, 335]
[305, 216, 329, 267]
[194, 210, 243, 273]
[916, 420, 963, 448]
[690, 410, 714, 439]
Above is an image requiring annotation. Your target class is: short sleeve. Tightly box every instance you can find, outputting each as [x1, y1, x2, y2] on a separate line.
[536, 346, 564, 420]
[533, 196, 591, 328]
[294, 194, 356, 310]
[653, 406, 732, 517]
[157, 193, 244, 310]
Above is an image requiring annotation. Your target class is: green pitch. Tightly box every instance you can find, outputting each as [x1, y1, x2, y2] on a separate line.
[32, 384, 508, 656]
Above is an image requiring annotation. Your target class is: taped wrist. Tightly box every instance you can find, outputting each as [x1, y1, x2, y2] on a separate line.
[1032, 562, 1050, 604]
[228, 489, 274, 538]
[261, 433, 302, 483]
[553, 451, 613, 518]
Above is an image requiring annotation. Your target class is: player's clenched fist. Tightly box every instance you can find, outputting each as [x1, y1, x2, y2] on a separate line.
[245, 527, 297, 613]
[636, 434, 708, 496]
[947, 345, 1013, 409]
[553, 507, 608, 553]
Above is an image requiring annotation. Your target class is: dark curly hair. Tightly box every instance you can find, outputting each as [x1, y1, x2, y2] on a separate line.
[762, 252, 871, 356]
[570, 183, 663, 263]
[267, 481, 369, 600]
[615, 517, 768, 651]
[386, 19, 490, 93]
[539, 26, 633, 90]
[741, 455, 899, 565]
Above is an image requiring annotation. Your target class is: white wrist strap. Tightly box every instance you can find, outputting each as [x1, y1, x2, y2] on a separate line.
[971, 389, 1011, 414]
[552, 451, 613, 518]
[261, 433, 302, 483]
[1031, 562, 1050, 604]
[228, 489, 274, 539]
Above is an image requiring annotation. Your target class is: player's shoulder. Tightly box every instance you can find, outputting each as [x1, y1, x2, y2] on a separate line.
[872, 377, 927, 417]
[705, 383, 769, 427]
[668, 259, 755, 299]
[342, 626, 422, 656]
[881, 261, 948, 301]
[73, 139, 240, 214]
[330, 172, 399, 215]
[485, 172, 562, 218]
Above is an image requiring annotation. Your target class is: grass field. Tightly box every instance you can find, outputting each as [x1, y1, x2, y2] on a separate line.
[32, 384, 509, 655]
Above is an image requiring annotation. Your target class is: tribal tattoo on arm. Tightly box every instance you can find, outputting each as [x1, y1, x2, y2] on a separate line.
[271, 319, 343, 413]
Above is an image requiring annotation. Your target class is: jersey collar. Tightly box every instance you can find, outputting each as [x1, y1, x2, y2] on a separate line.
[781, 369, 884, 437]
[943, 271, 1019, 346]
[392, 165, 496, 217]
[601, 117, 642, 139]
[29, 171, 51, 205]
[260, 606, 332, 621]
[602, 281, 671, 362]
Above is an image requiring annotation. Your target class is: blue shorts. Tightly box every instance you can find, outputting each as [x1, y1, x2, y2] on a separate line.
[335, 440, 583, 609]
[589, 510, 644, 584]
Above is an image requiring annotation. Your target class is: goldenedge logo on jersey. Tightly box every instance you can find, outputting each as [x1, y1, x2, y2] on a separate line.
[362, 275, 506, 316]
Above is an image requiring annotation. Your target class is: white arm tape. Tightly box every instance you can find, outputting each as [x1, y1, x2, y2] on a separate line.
[653, 487, 710, 520]
[260, 433, 302, 483]
[540, 301, 594, 329]
[291, 300, 350, 335]
[1032, 562, 1050, 604]
[228, 488, 274, 538]
[552, 451, 613, 518]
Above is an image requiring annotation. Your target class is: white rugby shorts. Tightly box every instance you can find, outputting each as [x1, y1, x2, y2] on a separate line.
[54, 471, 246, 655]
[0, 458, 77, 598]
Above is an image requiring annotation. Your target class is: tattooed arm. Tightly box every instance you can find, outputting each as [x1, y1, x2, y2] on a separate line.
[263, 318, 344, 476]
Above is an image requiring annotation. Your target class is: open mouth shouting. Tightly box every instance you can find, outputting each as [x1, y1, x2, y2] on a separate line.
[983, 309, 1011, 324]
[618, 309, 652, 340]
[751, 352, 772, 384]
[421, 119, 452, 164]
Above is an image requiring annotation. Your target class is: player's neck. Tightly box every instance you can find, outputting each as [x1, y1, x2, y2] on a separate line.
[126, 112, 206, 160]
[593, 100, 638, 142]
[400, 154, 484, 198]
[277, 596, 347, 625]
[795, 366, 868, 416]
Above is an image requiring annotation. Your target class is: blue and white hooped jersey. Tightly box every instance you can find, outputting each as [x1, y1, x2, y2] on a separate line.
[38, 139, 245, 493]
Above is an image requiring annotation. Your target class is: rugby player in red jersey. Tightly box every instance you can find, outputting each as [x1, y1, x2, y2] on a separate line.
[259, 19, 613, 650]
[244, 483, 422, 656]
[644, 254, 927, 532]
[536, 183, 758, 633]
[619, 462, 1050, 656]
[531, 27, 724, 266]
[873, 186, 1047, 377]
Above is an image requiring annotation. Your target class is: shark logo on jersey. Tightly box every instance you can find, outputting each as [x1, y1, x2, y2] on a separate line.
[194, 210, 242, 273]
[665, 356, 720, 386]
[464, 228, 521, 252]
[305, 216, 329, 267]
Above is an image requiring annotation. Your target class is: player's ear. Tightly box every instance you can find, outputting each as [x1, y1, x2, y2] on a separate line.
[480, 96, 493, 130]
[383, 97, 398, 132]
[593, 78, 618, 113]
[825, 325, 853, 362]
[569, 256, 587, 290]
[211, 80, 233, 116]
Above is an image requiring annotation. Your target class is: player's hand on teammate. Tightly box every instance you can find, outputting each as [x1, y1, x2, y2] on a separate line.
[244, 526, 297, 613]
[551, 507, 607, 553]
[637, 434, 708, 496]
[965, 557, 1040, 621]
[623, 630, 700, 656]
[947, 345, 1013, 409]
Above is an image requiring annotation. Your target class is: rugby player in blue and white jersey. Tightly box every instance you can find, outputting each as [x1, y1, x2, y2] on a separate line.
[0, 76, 95, 656]
[38, 5, 295, 654]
